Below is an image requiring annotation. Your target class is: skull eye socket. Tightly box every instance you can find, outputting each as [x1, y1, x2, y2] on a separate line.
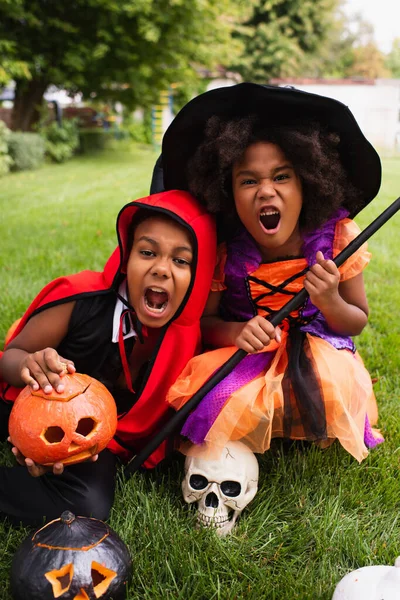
[220, 481, 241, 497]
[189, 474, 208, 490]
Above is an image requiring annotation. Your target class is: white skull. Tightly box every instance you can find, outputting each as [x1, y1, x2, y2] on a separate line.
[182, 441, 259, 536]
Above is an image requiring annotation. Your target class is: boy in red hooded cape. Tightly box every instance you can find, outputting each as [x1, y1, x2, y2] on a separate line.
[0, 190, 216, 525]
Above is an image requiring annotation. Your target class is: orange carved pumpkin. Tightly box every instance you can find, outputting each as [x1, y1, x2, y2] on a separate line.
[9, 373, 118, 466]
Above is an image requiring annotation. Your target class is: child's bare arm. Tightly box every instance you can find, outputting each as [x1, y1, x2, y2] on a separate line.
[0, 301, 76, 392]
[201, 291, 281, 352]
[304, 251, 368, 336]
[1, 301, 100, 476]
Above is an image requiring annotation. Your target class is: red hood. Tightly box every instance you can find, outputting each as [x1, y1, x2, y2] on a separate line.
[1, 190, 216, 468]
[104, 189, 216, 328]
[5, 190, 216, 342]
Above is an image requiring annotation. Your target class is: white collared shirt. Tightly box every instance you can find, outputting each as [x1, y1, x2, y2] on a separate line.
[111, 280, 137, 343]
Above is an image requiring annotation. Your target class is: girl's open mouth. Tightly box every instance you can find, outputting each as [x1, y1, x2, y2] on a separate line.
[259, 209, 281, 233]
[144, 287, 169, 314]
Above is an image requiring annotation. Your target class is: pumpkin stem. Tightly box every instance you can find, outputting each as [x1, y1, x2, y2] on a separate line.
[60, 511, 75, 524]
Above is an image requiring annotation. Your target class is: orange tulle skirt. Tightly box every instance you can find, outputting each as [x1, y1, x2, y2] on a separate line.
[167, 332, 381, 462]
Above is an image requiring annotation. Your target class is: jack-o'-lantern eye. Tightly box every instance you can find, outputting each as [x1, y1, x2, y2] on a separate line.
[42, 426, 65, 444]
[40, 418, 99, 447]
[91, 561, 117, 597]
[76, 417, 97, 437]
[45, 563, 73, 597]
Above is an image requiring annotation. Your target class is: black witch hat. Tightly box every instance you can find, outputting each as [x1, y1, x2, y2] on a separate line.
[159, 82, 381, 216]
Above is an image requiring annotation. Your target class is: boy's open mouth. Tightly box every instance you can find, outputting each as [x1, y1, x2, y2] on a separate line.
[144, 287, 169, 313]
[259, 208, 281, 231]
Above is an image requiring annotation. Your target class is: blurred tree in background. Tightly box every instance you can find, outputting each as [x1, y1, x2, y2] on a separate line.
[0, 42, 31, 87]
[304, 10, 390, 79]
[229, 0, 339, 80]
[0, 0, 397, 134]
[0, 0, 240, 131]
[349, 42, 390, 79]
[385, 38, 400, 78]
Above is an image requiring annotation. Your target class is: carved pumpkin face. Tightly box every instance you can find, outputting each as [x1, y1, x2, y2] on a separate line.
[11, 511, 132, 600]
[9, 373, 118, 465]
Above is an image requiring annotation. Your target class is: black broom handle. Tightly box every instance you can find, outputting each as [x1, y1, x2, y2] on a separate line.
[124, 197, 400, 476]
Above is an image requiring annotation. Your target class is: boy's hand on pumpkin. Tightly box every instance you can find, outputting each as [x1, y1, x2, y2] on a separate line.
[20, 348, 76, 394]
[304, 251, 340, 311]
[235, 315, 281, 353]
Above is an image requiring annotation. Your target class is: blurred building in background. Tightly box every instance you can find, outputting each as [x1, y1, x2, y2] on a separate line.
[270, 78, 400, 150]
[1, 77, 400, 150]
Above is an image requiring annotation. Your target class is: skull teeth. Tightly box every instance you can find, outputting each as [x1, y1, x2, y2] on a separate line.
[197, 514, 230, 527]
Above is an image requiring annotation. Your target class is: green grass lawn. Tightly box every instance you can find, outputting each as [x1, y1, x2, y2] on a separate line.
[0, 143, 400, 599]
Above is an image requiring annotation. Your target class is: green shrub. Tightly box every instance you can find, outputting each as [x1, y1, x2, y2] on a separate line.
[125, 119, 152, 144]
[122, 110, 152, 145]
[0, 121, 13, 177]
[8, 132, 45, 171]
[41, 119, 80, 163]
[78, 128, 111, 153]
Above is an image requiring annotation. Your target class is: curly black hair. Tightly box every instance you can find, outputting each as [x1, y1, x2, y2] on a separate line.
[187, 115, 363, 239]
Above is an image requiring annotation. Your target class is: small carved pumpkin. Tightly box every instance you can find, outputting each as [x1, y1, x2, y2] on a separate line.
[9, 373, 117, 465]
[10, 511, 132, 600]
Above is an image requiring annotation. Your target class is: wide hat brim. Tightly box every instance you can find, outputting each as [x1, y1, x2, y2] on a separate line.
[162, 82, 381, 216]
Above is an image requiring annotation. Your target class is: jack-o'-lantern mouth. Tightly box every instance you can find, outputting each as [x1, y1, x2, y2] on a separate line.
[43, 445, 99, 466]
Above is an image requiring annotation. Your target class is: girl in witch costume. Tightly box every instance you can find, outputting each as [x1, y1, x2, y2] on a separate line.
[0, 190, 216, 525]
[157, 83, 384, 462]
